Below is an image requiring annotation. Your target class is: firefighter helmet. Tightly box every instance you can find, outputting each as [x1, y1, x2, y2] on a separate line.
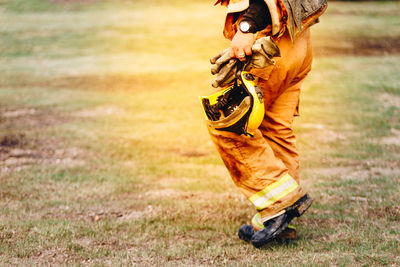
[200, 71, 264, 137]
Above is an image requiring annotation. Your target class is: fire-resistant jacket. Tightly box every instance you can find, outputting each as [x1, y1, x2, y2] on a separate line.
[215, 0, 328, 42]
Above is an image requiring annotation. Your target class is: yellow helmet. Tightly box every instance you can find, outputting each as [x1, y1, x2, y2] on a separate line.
[200, 71, 264, 137]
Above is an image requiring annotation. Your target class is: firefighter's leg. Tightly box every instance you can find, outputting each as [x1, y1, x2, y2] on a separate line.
[250, 65, 313, 248]
[237, 77, 307, 243]
[259, 78, 304, 183]
[258, 33, 313, 183]
[207, 121, 305, 219]
[208, 114, 307, 246]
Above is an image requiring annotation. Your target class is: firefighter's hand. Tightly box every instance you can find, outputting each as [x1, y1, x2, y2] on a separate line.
[229, 31, 256, 61]
[211, 58, 237, 88]
[244, 36, 281, 70]
[210, 48, 231, 75]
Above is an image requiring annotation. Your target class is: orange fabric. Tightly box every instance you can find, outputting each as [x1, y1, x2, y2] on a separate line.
[207, 28, 312, 219]
[274, 0, 289, 37]
[223, 13, 238, 40]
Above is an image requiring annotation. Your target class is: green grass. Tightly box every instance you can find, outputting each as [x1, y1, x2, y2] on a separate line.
[1, 0, 400, 265]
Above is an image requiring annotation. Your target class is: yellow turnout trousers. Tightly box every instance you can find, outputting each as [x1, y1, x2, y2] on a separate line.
[208, 28, 313, 220]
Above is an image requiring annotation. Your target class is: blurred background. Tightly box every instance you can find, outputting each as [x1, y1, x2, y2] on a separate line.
[0, 0, 399, 265]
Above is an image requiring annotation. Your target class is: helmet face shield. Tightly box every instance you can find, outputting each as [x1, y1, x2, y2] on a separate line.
[200, 72, 264, 137]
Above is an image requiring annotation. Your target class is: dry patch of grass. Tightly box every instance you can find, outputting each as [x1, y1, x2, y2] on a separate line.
[311, 2, 400, 57]
[0, 105, 86, 174]
[73, 105, 126, 117]
[0, 133, 85, 174]
[0, 108, 71, 129]
[380, 92, 400, 108]
[314, 36, 400, 56]
[0, 74, 168, 92]
[378, 128, 400, 146]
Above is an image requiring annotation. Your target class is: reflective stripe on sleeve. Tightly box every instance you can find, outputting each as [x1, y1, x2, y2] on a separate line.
[249, 173, 299, 210]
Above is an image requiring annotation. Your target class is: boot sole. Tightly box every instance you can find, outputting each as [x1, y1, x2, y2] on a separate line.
[251, 194, 313, 248]
[251, 215, 290, 248]
[296, 194, 313, 217]
[239, 224, 297, 243]
[288, 193, 313, 218]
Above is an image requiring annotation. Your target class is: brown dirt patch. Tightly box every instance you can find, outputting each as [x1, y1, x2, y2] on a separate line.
[305, 165, 400, 181]
[328, 9, 400, 16]
[50, 0, 98, 3]
[0, 74, 153, 92]
[2, 108, 36, 118]
[144, 188, 195, 200]
[0, 146, 86, 173]
[367, 206, 400, 220]
[314, 36, 400, 56]
[0, 133, 27, 147]
[35, 202, 159, 223]
[0, 108, 71, 129]
[378, 128, 400, 146]
[380, 93, 400, 108]
[142, 189, 244, 203]
[73, 105, 126, 117]
[0, 107, 83, 172]
[301, 123, 348, 143]
[0, 133, 85, 173]
[179, 150, 209, 158]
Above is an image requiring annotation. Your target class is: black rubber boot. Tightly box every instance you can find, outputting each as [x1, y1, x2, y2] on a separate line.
[251, 193, 313, 248]
[238, 224, 297, 243]
[238, 224, 255, 242]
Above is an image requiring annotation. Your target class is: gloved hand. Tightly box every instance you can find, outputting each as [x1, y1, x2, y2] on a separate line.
[210, 48, 238, 88]
[244, 36, 280, 71]
[210, 48, 231, 75]
[210, 36, 280, 88]
[211, 58, 238, 88]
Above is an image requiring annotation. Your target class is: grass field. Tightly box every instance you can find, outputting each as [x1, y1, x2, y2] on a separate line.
[1, 0, 399, 265]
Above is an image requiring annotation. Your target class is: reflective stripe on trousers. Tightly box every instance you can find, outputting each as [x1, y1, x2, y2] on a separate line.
[249, 173, 299, 211]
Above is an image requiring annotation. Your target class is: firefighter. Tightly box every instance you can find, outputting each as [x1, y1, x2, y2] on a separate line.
[206, 0, 327, 248]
